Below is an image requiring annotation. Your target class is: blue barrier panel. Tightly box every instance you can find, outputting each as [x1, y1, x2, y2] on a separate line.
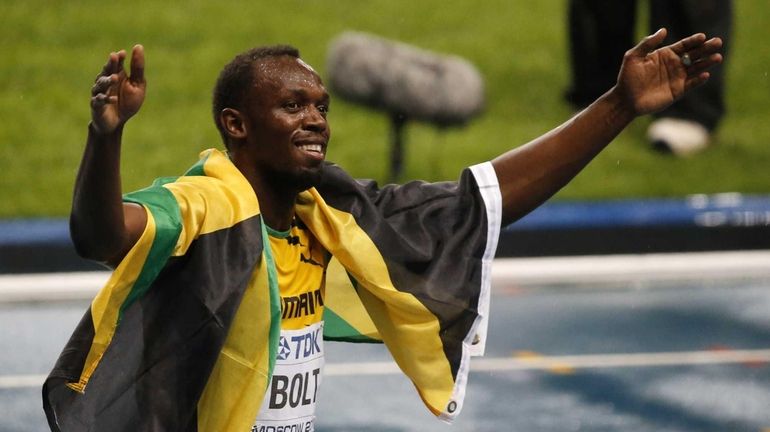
[2, 194, 770, 245]
[1, 194, 769, 269]
[0, 219, 71, 246]
[509, 193, 770, 230]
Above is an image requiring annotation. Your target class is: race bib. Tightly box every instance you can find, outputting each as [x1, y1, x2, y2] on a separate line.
[252, 322, 324, 432]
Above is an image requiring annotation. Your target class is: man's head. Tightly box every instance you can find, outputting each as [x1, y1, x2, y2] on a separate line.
[212, 45, 299, 145]
[212, 45, 331, 192]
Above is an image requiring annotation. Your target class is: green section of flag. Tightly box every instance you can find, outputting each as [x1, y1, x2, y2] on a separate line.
[120, 183, 183, 321]
[323, 307, 380, 344]
[260, 218, 283, 382]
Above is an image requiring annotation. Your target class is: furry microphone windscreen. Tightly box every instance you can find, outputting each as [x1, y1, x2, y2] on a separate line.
[326, 32, 485, 126]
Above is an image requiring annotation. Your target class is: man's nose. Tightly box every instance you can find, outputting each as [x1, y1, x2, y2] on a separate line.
[303, 106, 327, 132]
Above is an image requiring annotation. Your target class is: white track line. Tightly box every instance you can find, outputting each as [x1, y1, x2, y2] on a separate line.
[2, 250, 770, 302]
[491, 250, 770, 287]
[0, 374, 50, 389]
[471, 349, 770, 371]
[0, 271, 108, 302]
[9, 349, 769, 389]
[323, 349, 770, 376]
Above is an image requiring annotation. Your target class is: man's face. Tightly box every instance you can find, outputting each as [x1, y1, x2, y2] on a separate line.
[242, 56, 331, 191]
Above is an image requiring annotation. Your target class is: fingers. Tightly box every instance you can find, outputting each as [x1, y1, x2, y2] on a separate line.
[92, 52, 121, 109]
[115, 49, 127, 75]
[91, 73, 118, 108]
[630, 28, 668, 57]
[676, 36, 722, 88]
[129, 44, 145, 83]
[91, 74, 115, 96]
[684, 72, 711, 94]
[97, 51, 119, 82]
[630, 30, 718, 62]
[681, 46, 723, 93]
[686, 53, 723, 76]
[668, 33, 708, 56]
[91, 93, 118, 111]
[98, 54, 113, 78]
[91, 78, 118, 113]
[92, 45, 145, 97]
[680, 37, 723, 66]
[95, 46, 144, 82]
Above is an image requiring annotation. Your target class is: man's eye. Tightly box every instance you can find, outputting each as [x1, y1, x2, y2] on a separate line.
[285, 102, 300, 110]
[317, 105, 329, 115]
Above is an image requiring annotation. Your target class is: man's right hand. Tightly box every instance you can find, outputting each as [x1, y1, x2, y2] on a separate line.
[71, 44, 148, 266]
[90, 45, 146, 135]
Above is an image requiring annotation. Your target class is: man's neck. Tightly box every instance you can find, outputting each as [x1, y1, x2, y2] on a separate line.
[253, 183, 297, 231]
[231, 160, 298, 232]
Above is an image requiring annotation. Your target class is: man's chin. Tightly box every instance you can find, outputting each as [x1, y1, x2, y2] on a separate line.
[294, 166, 324, 191]
[265, 164, 325, 194]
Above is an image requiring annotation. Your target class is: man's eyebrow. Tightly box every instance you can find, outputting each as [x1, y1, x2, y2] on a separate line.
[284, 87, 330, 102]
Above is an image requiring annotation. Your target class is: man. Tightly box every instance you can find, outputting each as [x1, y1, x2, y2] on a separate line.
[44, 29, 722, 431]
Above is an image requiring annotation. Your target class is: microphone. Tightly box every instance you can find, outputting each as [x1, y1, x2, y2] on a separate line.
[326, 32, 485, 127]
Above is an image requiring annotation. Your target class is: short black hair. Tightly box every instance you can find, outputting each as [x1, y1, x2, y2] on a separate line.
[212, 45, 300, 146]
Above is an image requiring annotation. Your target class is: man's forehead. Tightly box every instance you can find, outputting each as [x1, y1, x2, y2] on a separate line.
[250, 56, 327, 103]
[295, 58, 317, 74]
[256, 55, 318, 75]
[255, 56, 319, 79]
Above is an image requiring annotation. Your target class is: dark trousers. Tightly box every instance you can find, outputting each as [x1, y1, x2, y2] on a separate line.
[565, 0, 732, 131]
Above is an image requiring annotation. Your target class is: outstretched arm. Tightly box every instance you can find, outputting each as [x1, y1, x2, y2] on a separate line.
[492, 29, 723, 225]
[70, 45, 148, 266]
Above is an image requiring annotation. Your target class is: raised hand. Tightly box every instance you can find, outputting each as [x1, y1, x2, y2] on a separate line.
[616, 29, 723, 116]
[90, 45, 146, 134]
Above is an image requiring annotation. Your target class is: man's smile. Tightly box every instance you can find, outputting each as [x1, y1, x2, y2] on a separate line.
[294, 135, 327, 160]
[297, 143, 324, 154]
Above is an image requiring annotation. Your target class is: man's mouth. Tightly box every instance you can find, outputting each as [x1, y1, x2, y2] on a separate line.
[297, 143, 324, 155]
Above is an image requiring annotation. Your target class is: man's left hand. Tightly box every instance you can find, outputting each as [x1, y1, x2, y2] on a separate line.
[615, 28, 723, 116]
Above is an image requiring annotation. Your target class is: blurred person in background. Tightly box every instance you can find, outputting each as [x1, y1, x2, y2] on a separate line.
[565, 0, 732, 156]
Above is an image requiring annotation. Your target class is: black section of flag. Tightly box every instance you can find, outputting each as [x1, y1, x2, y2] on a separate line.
[43, 216, 264, 431]
[316, 164, 488, 380]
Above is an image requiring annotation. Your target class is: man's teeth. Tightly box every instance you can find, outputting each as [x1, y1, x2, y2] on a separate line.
[299, 144, 323, 153]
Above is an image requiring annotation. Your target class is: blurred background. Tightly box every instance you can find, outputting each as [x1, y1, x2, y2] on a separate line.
[1, 1, 769, 431]
[1, 0, 769, 218]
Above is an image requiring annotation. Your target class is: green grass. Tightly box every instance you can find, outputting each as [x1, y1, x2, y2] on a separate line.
[1, 0, 768, 217]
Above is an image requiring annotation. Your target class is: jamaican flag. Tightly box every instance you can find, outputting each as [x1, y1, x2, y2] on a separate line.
[43, 148, 501, 431]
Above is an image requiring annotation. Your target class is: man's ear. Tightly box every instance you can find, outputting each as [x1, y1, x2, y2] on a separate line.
[220, 108, 247, 139]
